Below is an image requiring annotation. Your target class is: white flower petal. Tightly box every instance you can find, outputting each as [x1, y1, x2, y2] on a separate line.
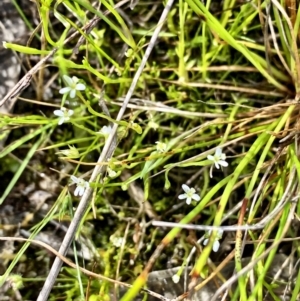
[71, 76, 79, 84]
[71, 175, 79, 184]
[69, 89, 76, 98]
[182, 184, 189, 193]
[178, 194, 186, 200]
[203, 229, 222, 252]
[215, 147, 222, 157]
[74, 186, 80, 196]
[108, 167, 117, 178]
[220, 153, 226, 160]
[59, 87, 71, 95]
[53, 110, 64, 117]
[219, 160, 228, 167]
[172, 274, 180, 283]
[78, 186, 85, 196]
[192, 194, 200, 201]
[63, 75, 73, 86]
[213, 240, 220, 252]
[58, 117, 64, 125]
[186, 198, 191, 205]
[214, 162, 220, 169]
[76, 83, 86, 91]
[207, 155, 214, 161]
[100, 125, 112, 135]
[190, 187, 196, 194]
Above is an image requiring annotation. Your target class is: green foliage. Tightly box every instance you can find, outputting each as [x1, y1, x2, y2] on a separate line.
[1, 0, 300, 300]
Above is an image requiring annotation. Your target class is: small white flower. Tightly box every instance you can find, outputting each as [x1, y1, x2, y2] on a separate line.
[172, 274, 180, 283]
[70, 175, 89, 197]
[107, 166, 117, 178]
[178, 184, 200, 205]
[99, 125, 112, 136]
[59, 75, 86, 98]
[111, 237, 124, 248]
[53, 107, 74, 125]
[156, 141, 167, 153]
[207, 147, 228, 178]
[203, 229, 223, 252]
